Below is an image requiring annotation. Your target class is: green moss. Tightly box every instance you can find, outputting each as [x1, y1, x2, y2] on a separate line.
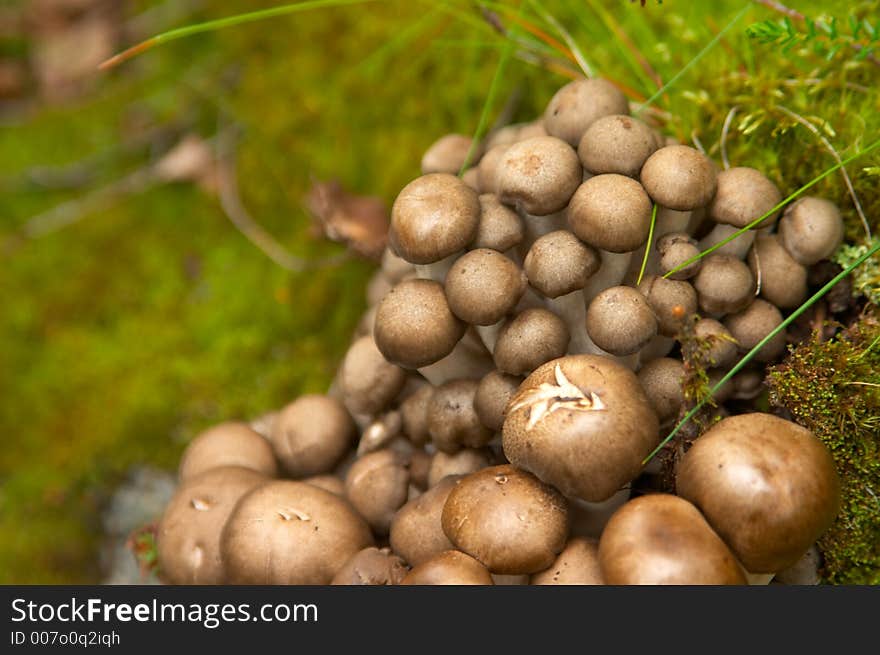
[767, 313, 880, 584]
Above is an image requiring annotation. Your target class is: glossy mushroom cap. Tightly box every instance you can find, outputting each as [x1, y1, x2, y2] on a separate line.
[676, 413, 841, 573]
[340, 335, 408, 415]
[178, 422, 278, 481]
[524, 230, 599, 298]
[496, 136, 582, 216]
[427, 449, 492, 487]
[640, 145, 717, 211]
[427, 379, 494, 453]
[331, 547, 409, 585]
[473, 194, 525, 251]
[420, 134, 475, 175]
[748, 233, 808, 309]
[638, 275, 698, 338]
[709, 167, 782, 228]
[502, 355, 660, 501]
[390, 476, 459, 566]
[585, 286, 658, 356]
[567, 174, 653, 252]
[444, 249, 527, 325]
[399, 384, 434, 447]
[530, 537, 604, 585]
[543, 78, 630, 147]
[778, 196, 844, 265]
[577, 114, 658, 177]
[636, 357, 685, 425]
[344, 449, 411, 535]
[723, 298, 787, 363]
[400, 550, 494, 585]
[692, 254, 755, 316]
[474, 369, 523, 432]
[493, 308, 570, 375]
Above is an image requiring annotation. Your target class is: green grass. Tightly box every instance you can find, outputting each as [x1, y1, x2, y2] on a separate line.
[1, 0, 878, 582]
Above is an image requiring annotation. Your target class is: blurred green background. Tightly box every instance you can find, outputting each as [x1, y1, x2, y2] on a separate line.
[1, 0, 877, 583]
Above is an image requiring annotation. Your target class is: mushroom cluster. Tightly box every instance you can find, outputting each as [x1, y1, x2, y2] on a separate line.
[156, 77, 845, 585]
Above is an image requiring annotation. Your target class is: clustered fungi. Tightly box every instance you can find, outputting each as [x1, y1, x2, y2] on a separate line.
[156, 77, 849, 585]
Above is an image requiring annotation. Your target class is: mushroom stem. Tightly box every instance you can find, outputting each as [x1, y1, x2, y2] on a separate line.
[698, 224, 756, 260]
[415, 251, 462, 283]
[418, 329, 494, 385]
[639, 207, 693, 281]
[546, 290, 590, 354]
[637, 335, 675, 368]
[518, 211, 567, 256]
[743, 570, 776, 585]
[475, 321, 504, 352]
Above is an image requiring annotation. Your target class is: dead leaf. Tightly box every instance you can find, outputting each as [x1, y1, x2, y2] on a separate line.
[305, 178, 388, 261]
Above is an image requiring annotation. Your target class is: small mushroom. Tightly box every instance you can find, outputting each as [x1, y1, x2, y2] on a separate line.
[640, 145, 717, 211]
[303, 474, 345, 496]
[524, 229, 600, 299]
[657, 232, 702, 280]
[748, 233, 808, 309]
[444, 248, 527, 325]
[636, 357, 685, 426]
[427, 449, 493, 488]
[692, 254, 755, 316]
[723, 298, 786, 363]
[340, 335, 408, 415]
[585, 286, 658, 356]
[638, 275, 697, 337]
[577, 114, 658, 177]
[693, 318, 738, 368]
[331, 546, 409, 585]
[566, 174, 653, 253]
[530, 537, 604, 585]
[476, 144, 509, 194]
[344, 449, 411, 535]
[474, 369, 523, 432]
[389, 475, 459, 566]
[399, 384, 434, 447]
[400, 550, 494, 585]
[496, 136, 582, 216]
[472, 194, 525, 252]
[441, 465, 570, 574]
[221, 480, 374, 584]
[269, 395, 355, 478]
[420, 134, 476, 175]
[543, 78, 630, 147]
[778, 196, 844, 265]
[178, 422, 278, 481]
[676, 413, 841, 573]
[426, 379, 494, 453]
[493, 308, 570, 375]
[597, 494, 747, 585]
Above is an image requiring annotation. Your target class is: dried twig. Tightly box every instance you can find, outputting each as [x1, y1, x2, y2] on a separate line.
[720, 105, 739, 170]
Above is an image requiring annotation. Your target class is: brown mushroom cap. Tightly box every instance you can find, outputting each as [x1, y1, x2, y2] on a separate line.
[400, 550, 494, 585]
[638, 275, 697, 338]
[221, 480, 374, 584]
[374, 278, 466, 368]
[493, 308, 570, 375]
[524, 230, 600, 298]
[636, 357, 685, 425]
[496, 136, 582, 216]
[543, 78, 630, 147]
[344, 449, 411, 535]
[427, 379, 494, 453]
[444, 248, 527, 325]
[598, 494, 747, 585]
[530, 537, 604, 585]
[693, 317, 738, 368]
[421, 134, 475, 175]
[178, 422, 278, 481]
[778, 196, 844, 265]
[578, 114, 658, 177]
[692, 254, 756, 316]
[269, 395, 355, 478]
[474, 369, 523, 432]
[330, 546, 409, 585]
[157, 466, 267, 584]
[427, 449, 493, 488]
[657, 232, 702, 280]
[476, 144, 509, 194]
[389, 173, 480, 264]
[748, 233, 808, 309]
[723, 298, 786, 363]
[709, 166, 782, 228]
[441, 465, 570, 574]
[399, 384, 434, 447]
[303, 474, 345, 496]
[566, 174, 653, 253]
[585, 285, 658, 356]
[340, 335, 408, 415]
[503, 355, 660, 501]
[389, 475, 459, 566]
[473, 194, 525, 251]
[640, 145, 718, 211]
[676, 413, 841, 573]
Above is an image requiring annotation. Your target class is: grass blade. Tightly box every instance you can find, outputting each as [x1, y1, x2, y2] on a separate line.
[636, 203, 658, 287]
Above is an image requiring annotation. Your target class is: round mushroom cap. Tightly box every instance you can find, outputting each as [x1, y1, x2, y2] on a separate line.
[496, 136, 582, 216]
[303, 474, 345, 496]
[473, 194, 525, 251]
[566, 174, 653, 252]
[585, 286, 658, 356]
[476, 144, 509, 194]
[400, 550, 494, 585]
[636, 357, 685, 425]
[220, 480, 374, 584]
[427, 379, 494, 453]
[344, 449, 411, 535]
[657, 232, 702, 280]
[421, 134, 476, 175]
[748, 233, 808, 309]
[374, 278, 466, 368]
[399, 384, 434, 446]
[692, 254, 756, 316]
[445, 249, 527, 325]
[427, 449, 493, 488]
[640, 145, 718, 211]
[530, 537, 604, 585]
[493, 308, 570, 376]
[390, 476, 459, 566]
[269, 395, 355, 478]
[503, 355, 660, 501]
[638, 275, 698, 338]
[676, 413, 841, 573]
[340, 335, 408, 415]
[178, 422, 278, 481]
[578, 114, 658, 177]
[389, 173, 480, 264]
[441, 465, 570, 574]
[709, 166, 782, 228]
[598, 494, 747, 585]
[157, 466, 268, 584]
[693, 318, 738, 368]
[778, 196, 844, 265]
[723, 298, 787, 363]
[524, 230, 600, 298]
[474, 369, 523, 432]
[331, 546, 409, 585]
[543, 78, 630, 147]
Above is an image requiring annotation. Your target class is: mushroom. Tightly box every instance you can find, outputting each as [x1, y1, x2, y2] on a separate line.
[441, 465, 570, 574]
[657, 232, 702, 280]
[496, 136, 582, 216]
[585, 286, 658, 356]
[389, 475, 459, 566]
[427, 449, 493, 488]
[577, 114, 658, 177]
[408, 449, 432, 490]
[476, 144, 509, 194]
[399, 384, 434, 447]
[344, 449, 411, 535]
[303, 474, 346, 496]
[462, 167, 480, 191]
[178, 422, 278, 481]
[356, 410, 403, 456]
[444, 248, 527, 326]
[493, 308, 570, 375]
[723, 298, 786, 363]
[778, 196, 844, 265]
[693, 317, 738, 368]
[748, 233, 808, 309]
[774, 545, 821, 585]
[597, 494, 747, 585]
[474, 369, 523, 432]
[221, 480, 374, 584]
[331, 546, 409, 585]
[676, 413, 841, 573]
[640, 145, 717, 211]
[472, 194, 525, 252]
[157, 466, 267, 584]
[638, 275, 697, 337]
[269, 394, 355, 478]
[636, 357, 685, 426]
[420, 134, 476, 175]
[530, 537, 604, 585]
[502, 355, 659, 502]
[692, 254, 755, 316]
[426, 379, 493, 453]
[543, 78, 630, 147]
[400, 550, 494, 585]
[566, 174, 653, 253]
[340, 335, 408, 416]
[374, 278, 465, 369]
